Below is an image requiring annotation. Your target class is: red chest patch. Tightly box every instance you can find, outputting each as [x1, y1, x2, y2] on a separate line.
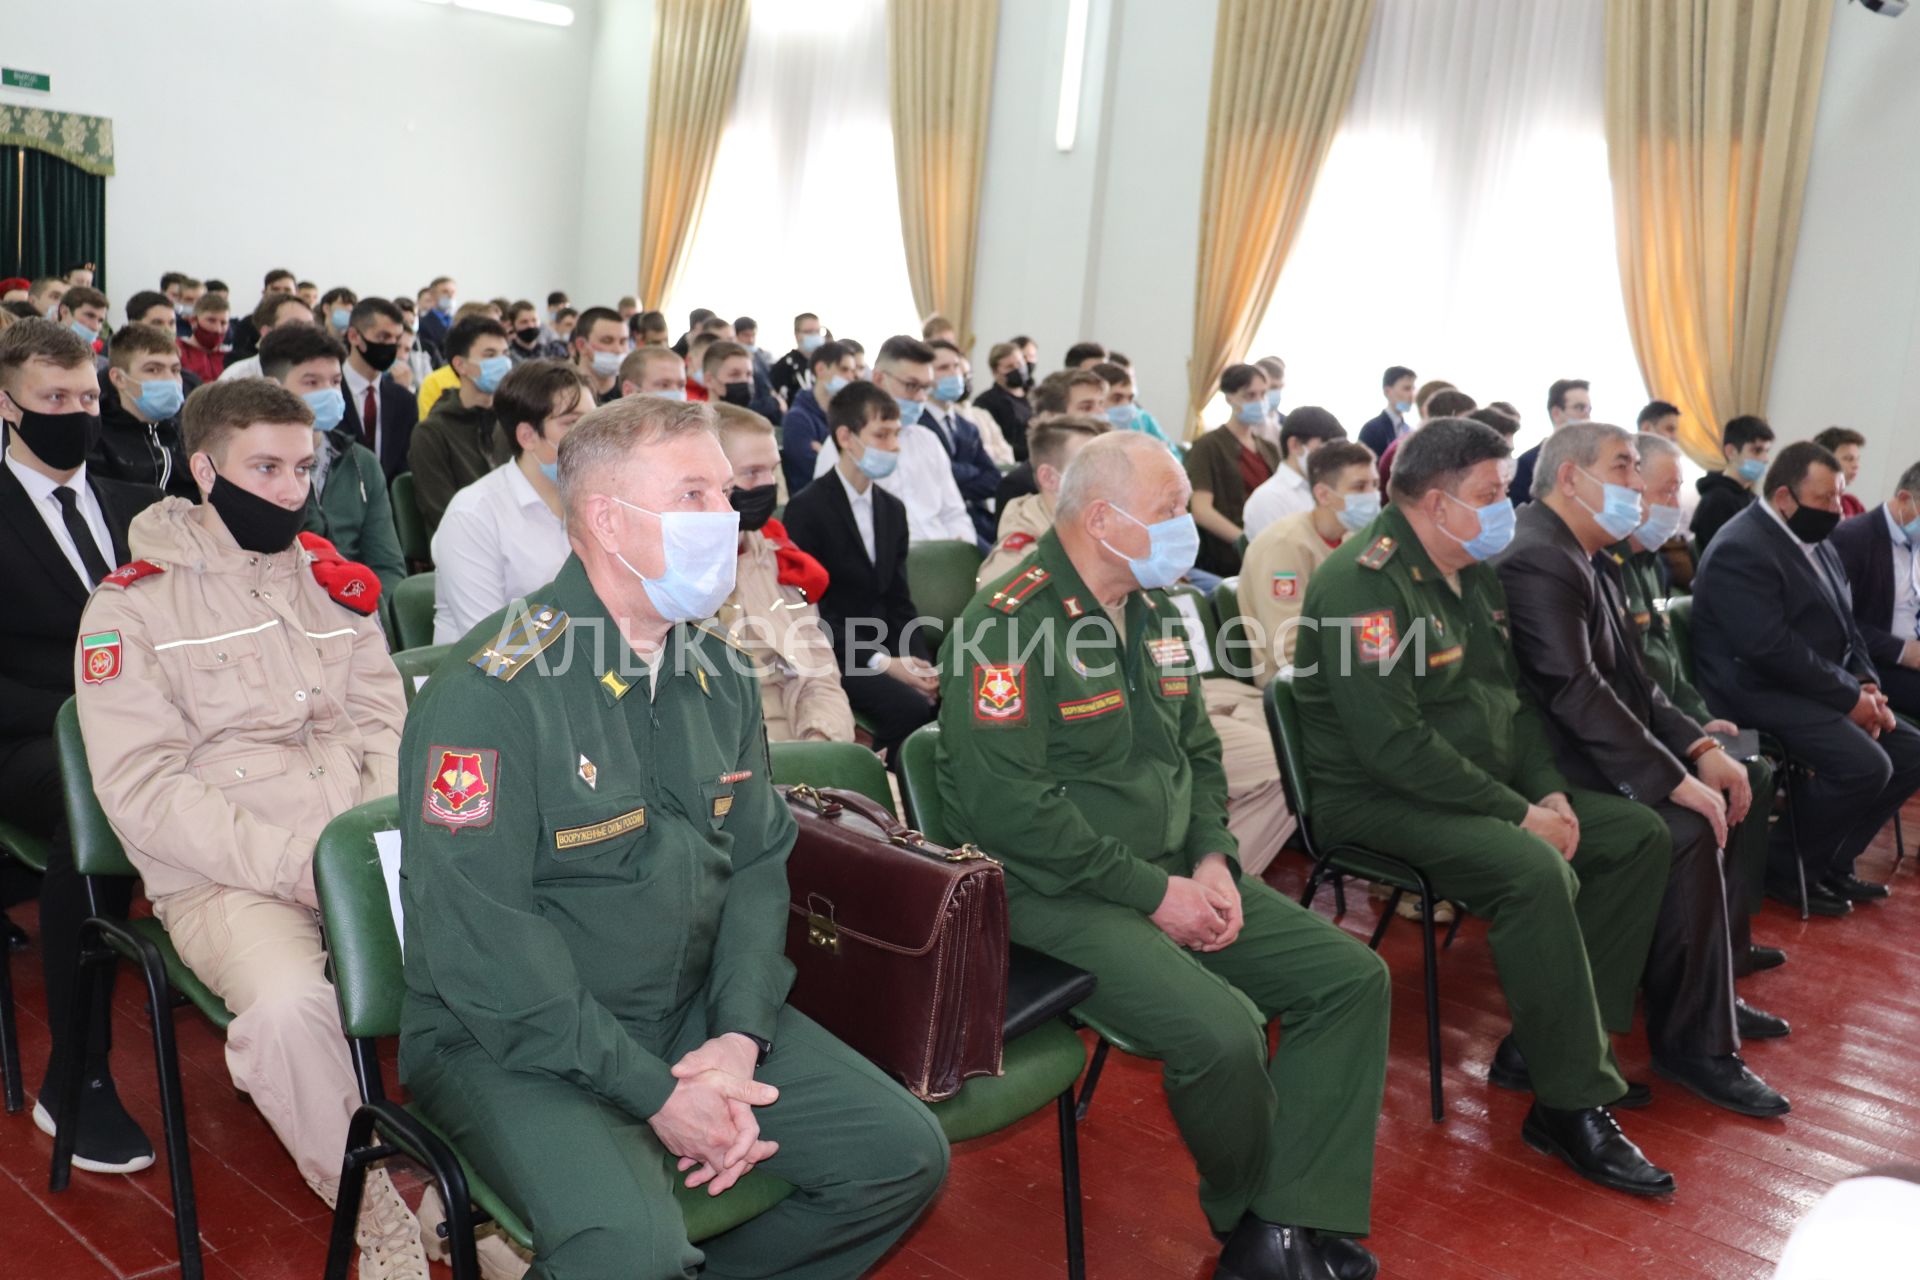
[99, 560, 165, 590]
[423, 747, 498, 832]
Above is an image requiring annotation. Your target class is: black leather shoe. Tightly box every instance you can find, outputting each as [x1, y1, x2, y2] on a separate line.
[1735, 998, 1790, 1040]
[1651, 1053, 1790, 1118]
[1768, 878, 1850, 917]
[1743, 944, 1787, 973]
[1314, 1234, 1378, 1280]
[1826, 873, 1890, 902]
[1214, 1214, 1341, 1280]
[1488, 1036, 1650, 1108]
[34, 1074, 155, 1174]
[1521, 1103, 1676, 1196]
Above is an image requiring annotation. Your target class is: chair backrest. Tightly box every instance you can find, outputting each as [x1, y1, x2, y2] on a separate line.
[391, 644, 454, 706]
[312, 796, 406, 1041]
[54, 698, 138, 879]
[896, 724, 958, 846]
[1163, 584, 1220, 676]
[390, 572, 438, 652]
[1261, 677, 1319, 857]
[390, 471, 431, 567]
[905, 539, 984, 651]
[1664, 595, 1694, 680]
[768, 740, 894, 813]
[1210, 577, 1256, 685]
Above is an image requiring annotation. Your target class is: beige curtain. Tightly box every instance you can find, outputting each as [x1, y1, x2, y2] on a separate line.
[637, 0, 751, 311]
[1605, 0, 1833, 470]
[1184, 0, 1376, 439]
[887, 0, 999, 349]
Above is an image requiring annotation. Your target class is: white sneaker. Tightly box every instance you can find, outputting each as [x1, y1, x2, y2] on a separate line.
[418, 1184, 533, 1279]
[357, 1168, 431, 1280]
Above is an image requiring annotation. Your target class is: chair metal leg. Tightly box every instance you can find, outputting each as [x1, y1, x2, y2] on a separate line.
[1367, 891, 1401, 951]
[1419, 885, 1445, 1124]
[1055, 1091, 1086, 1280]
[326, 1102, 481, 1280]
[322, 1119, 373, 1280]
[1331, 874, 1348, 917]
[0, 940, 20, 1114]
[1075, 1037, 1111, 1123]
[1895, 812, 1906, 874]
[1299, 862, 1326, 910]
[1442, 907, 1464, 952]
[127, 927, 202, 1280]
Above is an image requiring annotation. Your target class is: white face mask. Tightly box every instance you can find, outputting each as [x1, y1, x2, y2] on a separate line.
[610, 497, 740, 622]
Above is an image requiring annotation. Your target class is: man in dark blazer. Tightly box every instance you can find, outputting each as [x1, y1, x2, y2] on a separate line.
[339, 298, 418, 479]
[1507, 377, 1591, 505]
[1828, 461, 1920, 716]
[780, 382, 936, 764]
[1692, 441, 1920, 916]
[1356, 365, 1417, 460]
[0, 319, 161, 1174]
[1496, 423, 1787, 1117]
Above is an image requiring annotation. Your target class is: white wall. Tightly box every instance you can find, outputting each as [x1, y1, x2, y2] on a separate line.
[3, 0, 597, 307]
[1768, 4, 1920, 508]
[573, 0, 655, 301]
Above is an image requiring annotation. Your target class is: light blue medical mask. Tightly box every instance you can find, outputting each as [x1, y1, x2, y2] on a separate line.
[539, 460, 560, 484]
[1633, 503, 1683, 548]
[649, 387, 687, 402]
[1106, 403, 1138, 429]
[895, 397, 925, 427]
[1735, 457, 1766, 484]
[133, 378, 185, 421]
[473, 354, 512, 394]
[591, 349, 624, 378]
[934, 374, 964, 402]
[854, 440, 899, 480]
[1440, 492, 1517, 561]
[1393, 400, 1414, 415]
[70, 321, 99, 346]
[824, 375, 850, 397]
[303, 386, 346, 434]
[1102, 506, 1201, 590]
[1575, 466, 1644, 541]
[1337, 491, 1381, 532]
[1265, 388, 1283, 411]
[330, 307, 352, 331]
[611, 498, 740, 622]
[799, 332, 825, 354]
[1236, 400, 1267, 426]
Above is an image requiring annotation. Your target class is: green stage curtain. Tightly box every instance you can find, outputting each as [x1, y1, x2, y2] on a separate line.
[3, 147, 106, 288]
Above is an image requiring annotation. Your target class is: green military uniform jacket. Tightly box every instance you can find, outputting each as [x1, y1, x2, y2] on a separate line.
[934, 530, 1239, 913]
[1293, 503, 1570, 822]
[1613, 541, 1713, 724]
[397, 554, 797, 1122]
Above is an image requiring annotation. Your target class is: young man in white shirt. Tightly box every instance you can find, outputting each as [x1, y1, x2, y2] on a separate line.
[1240, 406, 1348, 541]
[430, 360, 591, 643]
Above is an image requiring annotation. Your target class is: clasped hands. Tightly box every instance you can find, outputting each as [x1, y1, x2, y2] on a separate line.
[1151, 852, 1244, 953]
[648, 1033, 779, 1196]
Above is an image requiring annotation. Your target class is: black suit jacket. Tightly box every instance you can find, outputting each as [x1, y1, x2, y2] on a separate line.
[341, 374, 419, 479]
[1495, 501, 1700, 804]
[1693, 502, 1878, 731]
[0, 465, 159, 741]
[1357, 410, 1399, 460]
[1829, 505, 1907, 672]
[1507, 442, 1541, 505]
[780, 469, 927, 669]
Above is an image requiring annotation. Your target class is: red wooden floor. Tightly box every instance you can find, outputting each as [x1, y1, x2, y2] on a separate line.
[4, 809, 1918, 1280]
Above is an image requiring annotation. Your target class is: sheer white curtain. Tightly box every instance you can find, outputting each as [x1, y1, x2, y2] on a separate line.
[1245, 0, 1646, 444]
[665, 0, 919, 350]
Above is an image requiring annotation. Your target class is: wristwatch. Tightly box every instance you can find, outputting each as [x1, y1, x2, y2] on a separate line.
[736, 1033, 772, 1066]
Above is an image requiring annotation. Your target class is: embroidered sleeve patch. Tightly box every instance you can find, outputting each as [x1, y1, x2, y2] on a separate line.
[1000, 531, 1036, 553]
[99, 560, 165, 590]
[1271, 572, 1299, 600]
[423, 746, 498, 832]
[1058, 689, 1125, 722]
[1159, 675, 1191, 698]
[1356, 611, 1398, 664]
[80, 631, 122, 684]
[973, 664, 1027, 724]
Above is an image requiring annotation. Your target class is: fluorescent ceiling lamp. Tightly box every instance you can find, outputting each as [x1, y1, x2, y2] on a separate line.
[414, 0, 575, 27]
[1055, 0, 1089, 151]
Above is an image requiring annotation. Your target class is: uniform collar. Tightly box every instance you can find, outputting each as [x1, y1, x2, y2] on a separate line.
[546, 554, 714, 706]
[1367, 502, 1443, 583]
[1035, 527, 1160, 625]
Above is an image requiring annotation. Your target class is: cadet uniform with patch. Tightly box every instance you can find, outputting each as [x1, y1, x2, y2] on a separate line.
[1293, 506, 1670, 1110]
[936, 530, 1388, 1241]
[1237, 506, 1349, 685]
[398, 555, 947, 1280]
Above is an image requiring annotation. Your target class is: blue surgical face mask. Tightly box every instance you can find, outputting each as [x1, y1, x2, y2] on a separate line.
[1634, 502, 1683, 548]
[473, 354, 512, 394]
[799, 332, 824, 354]
[539, 460, 560, 484]
[650, 387, 687, 402]
[70, 320, 99, 346]
[1102, 506, 1201, 590]
[303, 386, 346, 434]
[1576, 467, 1644, 541]
[1900, 507, 1920, 547]
[591, 349, 624, 378]
[934, 373, 964, 402]
[611, 498, 741, 622]
[1337, 490, 1381, 532]
[1440, 492, 1517, 561]
[132, 378, 185, 420]
[329, 307, 352, 331]
[1735, 457, 1766, 485]
[824, 375, 850, 397]
[1236, 399, 1267, 426]
[854, 439, 899, 480]
[1265, 388, 1283, 411]
[1106, 403, 1138, 429]
[1393, 399, 1414, 415]
[895, 396, 925, 427]
[437, 295, 456, 316]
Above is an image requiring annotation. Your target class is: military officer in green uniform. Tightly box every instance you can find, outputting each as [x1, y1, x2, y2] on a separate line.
[938, 432, 1390, 1280]
[399, 398, 948, 1280]
[1621, 431, 1784, 985]
[1293, 417, 1677, 1197]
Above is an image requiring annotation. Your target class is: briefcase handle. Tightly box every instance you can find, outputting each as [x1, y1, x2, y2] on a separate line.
[782, 784, 994, 865]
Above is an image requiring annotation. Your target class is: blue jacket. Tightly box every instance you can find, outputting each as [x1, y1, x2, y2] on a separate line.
[1357, 410, 1401, 460]
[781, 389, 831, 496]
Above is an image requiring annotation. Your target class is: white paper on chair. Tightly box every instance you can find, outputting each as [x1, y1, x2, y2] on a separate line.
[413, 674, 430, 692]
[373, 828, 406, 956]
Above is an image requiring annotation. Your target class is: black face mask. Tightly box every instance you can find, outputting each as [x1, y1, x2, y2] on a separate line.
[6, 402, 101, 471]
[356, 338, 399, 373]
[730, 482, 778, 532]
[1786, 502, 1841, 545]
[1003, 368, 1028, 390]
[516, 326, 543, 347]
[207, 473, 308, 554]
[721, 381, 754, 407]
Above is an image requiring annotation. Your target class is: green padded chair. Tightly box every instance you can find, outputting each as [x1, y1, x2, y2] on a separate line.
[388, 572, 437, 652]
[50, 698, 232, 1280]
[0, 819, 50, 1113]
[390, 644, 454, 707]
[769, 739, 892, 809]
[1209, 578, 1258, 685]
[313, 799, 795, 1279]
[389, 471, 431, 571]
[1265, 678, 1454, 1123]
[904, 538, 984, 653]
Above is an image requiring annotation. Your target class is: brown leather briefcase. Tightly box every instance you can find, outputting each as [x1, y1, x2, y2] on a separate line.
[780, 783, 1008, 1101]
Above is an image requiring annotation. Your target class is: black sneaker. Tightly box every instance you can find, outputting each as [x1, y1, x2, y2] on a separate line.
[35, 1074, 155, 1174]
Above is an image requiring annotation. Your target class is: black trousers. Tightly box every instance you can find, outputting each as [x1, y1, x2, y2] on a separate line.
[1766, 717, 1920, 882]
[840, 668, 937, 766]
[1644, 800, 1738, 1060]
[0, 735, 129, 1095]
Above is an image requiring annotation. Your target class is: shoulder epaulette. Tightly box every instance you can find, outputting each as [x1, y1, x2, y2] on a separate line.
[1356, 536, 1398, 571]
[470, 604, 569, 681]
[98, 560, 166, 590]
[695, 622, 750, 655]
[987, 565, 1050, 614]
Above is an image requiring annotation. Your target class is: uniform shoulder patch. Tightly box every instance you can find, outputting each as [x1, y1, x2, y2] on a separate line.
[423, 746, 498, 832]
[99, 560, 165, 590]
[986, 565, 1050, 614]
[470, 605, 569, 681]
[999, 531, 1036, 553]
[80, 630, 122, 684]
[972, 663, 1027, 725]
[1356, 536, 1397, 571]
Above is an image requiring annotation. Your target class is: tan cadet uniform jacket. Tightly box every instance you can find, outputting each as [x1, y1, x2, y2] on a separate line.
[716, 529, 855, 743]
[74, 498, 407, 904]
[977, 492, 1054, 588]
[1238, 508, 1349, 686]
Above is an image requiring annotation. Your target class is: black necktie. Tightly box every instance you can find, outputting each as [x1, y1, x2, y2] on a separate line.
[926, 412, 955, 457]
[54, 486, 111, 585]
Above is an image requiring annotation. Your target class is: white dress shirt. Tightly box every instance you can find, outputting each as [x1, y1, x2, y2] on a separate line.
[833, 464, 878, 563]
[1241, 459, 1314, 540]
[814, 422, 976, 544]
[7, 452, 114, 588]
[1885, 505, 1920, 641]
[216, 353, 263, 382]
[430, 460, 569, 643]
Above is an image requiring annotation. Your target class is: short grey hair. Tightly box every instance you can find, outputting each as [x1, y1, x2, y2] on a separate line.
[1388, 417, 1511, 502]
[1634, 431, 1680, 466]
[1056, 431, 1172, 521]
[1898, 458, 1920, 498]
[556, 395, 718, 519]
[1533, 421, 1633, 500]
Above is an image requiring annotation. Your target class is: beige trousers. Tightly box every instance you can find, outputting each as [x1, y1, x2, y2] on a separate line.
[153, 884, 358, 1202]
[1205, 678, 1295, 877]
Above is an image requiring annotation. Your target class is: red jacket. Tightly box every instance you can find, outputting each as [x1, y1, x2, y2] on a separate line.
[177, 335, 227, 384]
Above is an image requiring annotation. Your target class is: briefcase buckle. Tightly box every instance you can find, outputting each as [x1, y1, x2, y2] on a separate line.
[806, 893, 840, 954]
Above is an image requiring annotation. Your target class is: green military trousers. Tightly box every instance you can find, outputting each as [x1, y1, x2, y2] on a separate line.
[1315, 787, 1669, 1111]
[1010, 876, 1389, 1237]
[406, 1007, 949, 1280]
